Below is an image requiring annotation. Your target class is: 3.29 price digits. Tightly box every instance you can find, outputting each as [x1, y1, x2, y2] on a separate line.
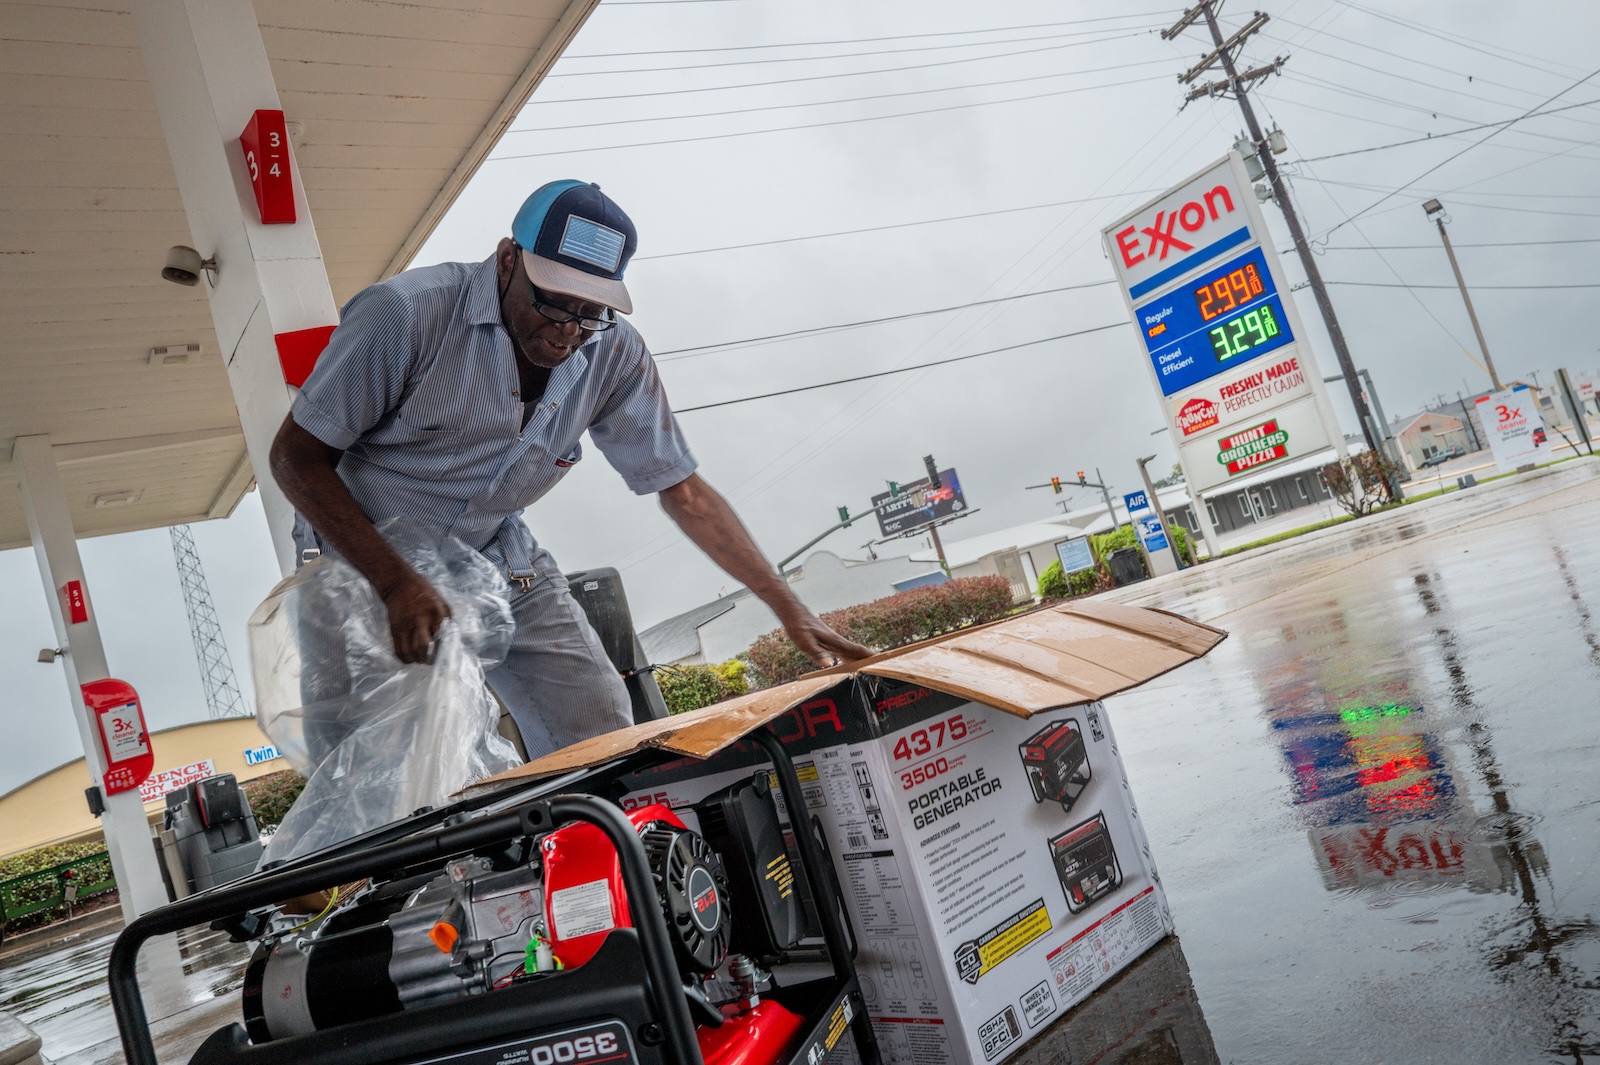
[1208, 303, 1281, 360]
[891, 714, 969, 763]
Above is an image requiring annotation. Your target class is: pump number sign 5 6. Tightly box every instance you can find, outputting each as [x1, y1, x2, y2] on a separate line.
[1103, 153, 1343, 495]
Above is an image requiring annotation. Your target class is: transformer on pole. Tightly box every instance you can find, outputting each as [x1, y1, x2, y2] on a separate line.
[169, 524, 250, 719]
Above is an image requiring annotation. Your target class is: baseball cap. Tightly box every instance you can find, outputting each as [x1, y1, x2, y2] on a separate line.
[511, 180, 637, 315]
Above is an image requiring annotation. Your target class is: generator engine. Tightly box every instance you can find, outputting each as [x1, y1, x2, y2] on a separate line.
[241, 776, 807, 1063]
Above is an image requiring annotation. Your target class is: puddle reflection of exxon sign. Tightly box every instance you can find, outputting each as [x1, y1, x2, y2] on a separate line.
[1277, 704, 1456, 826]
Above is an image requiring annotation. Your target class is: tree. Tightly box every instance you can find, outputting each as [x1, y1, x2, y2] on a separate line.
[1152, 463, 1186, 488]
[1319, 450, 1401, 516]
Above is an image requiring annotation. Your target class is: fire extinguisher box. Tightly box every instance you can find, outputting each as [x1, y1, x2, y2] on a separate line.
[82, 678, 154, 797]
[474, 601, 1225, 1065]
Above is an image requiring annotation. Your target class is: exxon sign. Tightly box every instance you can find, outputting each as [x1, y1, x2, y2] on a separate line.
[1104, 155, 1254, 301]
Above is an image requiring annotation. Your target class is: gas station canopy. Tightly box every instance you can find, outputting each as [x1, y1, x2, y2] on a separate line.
[0, 0, 599, 550]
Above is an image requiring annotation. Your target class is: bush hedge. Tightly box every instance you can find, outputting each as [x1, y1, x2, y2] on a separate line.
[745, 576, 1014, 688]
[243, 770, 307, 830]
[1035, 523, 1198, 601]
[658, 660, 751, 716]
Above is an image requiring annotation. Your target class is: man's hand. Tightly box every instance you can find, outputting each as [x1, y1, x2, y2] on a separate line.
[778, 608, 873, 669]
[380, 570, 453, 664]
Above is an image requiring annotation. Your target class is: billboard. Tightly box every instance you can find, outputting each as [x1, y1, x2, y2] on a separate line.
[1103, 154, 1346, 507]
[872, 468, 965, 537]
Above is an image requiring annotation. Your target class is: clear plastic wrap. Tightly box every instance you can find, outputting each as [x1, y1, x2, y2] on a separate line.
[249, 522, 522, 865]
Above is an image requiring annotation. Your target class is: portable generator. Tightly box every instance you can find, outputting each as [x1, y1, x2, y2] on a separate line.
[110, 733, 877, 1065]
[1018, 719, 1091, 812]
[1047, 813, 1122, 914]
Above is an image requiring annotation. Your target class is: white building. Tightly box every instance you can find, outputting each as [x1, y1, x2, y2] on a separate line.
[640, 550, 936, 665]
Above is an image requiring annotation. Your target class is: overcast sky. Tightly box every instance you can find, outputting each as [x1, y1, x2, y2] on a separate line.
[5, 0, 1599, 792]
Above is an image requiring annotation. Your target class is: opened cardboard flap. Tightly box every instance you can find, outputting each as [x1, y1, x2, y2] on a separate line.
[471, 601, 1225, 789]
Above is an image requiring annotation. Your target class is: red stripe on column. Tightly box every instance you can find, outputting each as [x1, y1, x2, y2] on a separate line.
[275, 324, 337, 387]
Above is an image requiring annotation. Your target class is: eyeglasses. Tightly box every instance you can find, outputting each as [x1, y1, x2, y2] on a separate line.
[512, 242, 618, 330]
[526, 280, 616, 332]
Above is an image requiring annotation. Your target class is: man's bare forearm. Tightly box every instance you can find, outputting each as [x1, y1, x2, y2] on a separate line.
[658, 473, 801, 616]
[269, 418, 413, 592]
[270, 416, 451, 663]
[659, 474, 872, 665]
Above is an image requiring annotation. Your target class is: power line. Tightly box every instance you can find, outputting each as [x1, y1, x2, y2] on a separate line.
[1326, 280, 1600, 290]
[489, 73, 1169, 160]
[1276, 69, 1600, 153]
[564, 11, 1179, 59]
[655, 280, 1117, 360]
[633, 191, 1158, 262]
[511, 56, 1174, 136]
[1320, 237, 1600, 250]
[1332, 1, 1590, 82]
[545, 24, 1147, 78]
[1274, 16, 1600, 119]
[1319, 63, 1600, 239]
[531, 36, 1151, 107]
[1287, 97, 1600, 161]
[672, 324, 1126, 414]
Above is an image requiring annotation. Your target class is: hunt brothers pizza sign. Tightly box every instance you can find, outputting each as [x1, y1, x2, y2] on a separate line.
[1217, 419, 1290, 475]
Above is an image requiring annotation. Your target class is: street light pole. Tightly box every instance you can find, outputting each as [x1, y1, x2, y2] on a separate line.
[1423, 198, 1503, 392]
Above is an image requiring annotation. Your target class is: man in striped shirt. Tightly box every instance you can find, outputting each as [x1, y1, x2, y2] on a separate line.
[270, 181, 868, 759]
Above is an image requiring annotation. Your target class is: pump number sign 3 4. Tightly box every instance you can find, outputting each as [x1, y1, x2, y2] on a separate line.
[1102, 153, 1345, 495]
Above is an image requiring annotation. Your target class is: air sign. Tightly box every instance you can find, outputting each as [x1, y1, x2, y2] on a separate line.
[1103, 153, 1345, 496]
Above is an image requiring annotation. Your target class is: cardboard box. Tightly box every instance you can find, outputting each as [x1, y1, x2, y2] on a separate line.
[475, 601, 1225, 1064]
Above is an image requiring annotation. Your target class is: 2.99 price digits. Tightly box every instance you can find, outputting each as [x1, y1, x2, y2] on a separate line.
[891, 714, 969, 763]
[1194, 263, 1265, 321]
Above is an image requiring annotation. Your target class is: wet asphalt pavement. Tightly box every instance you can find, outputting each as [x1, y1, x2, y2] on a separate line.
[1103, 457, 1600, 1063]
[3, 459, 1598, 1064]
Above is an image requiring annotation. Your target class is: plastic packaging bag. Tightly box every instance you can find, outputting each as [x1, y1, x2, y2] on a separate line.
[249, 522, 522, 865]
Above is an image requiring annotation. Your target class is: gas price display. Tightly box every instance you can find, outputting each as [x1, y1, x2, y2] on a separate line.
[1134, 246, 1294, 396]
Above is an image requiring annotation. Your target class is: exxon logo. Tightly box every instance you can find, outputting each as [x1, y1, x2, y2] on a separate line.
[1114, 184, 1238, 270]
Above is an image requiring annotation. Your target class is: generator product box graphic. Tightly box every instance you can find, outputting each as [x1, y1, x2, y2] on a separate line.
[599, 683, 1170, 1065]
[473, 601, 1226, 1065]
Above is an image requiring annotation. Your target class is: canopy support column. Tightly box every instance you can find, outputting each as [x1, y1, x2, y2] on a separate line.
[16, 435, 170, 921]
[132, 0, 341, 577]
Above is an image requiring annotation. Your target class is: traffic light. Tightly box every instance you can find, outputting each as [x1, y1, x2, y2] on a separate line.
[1051, 476, 1062, 495]
[1077, 471, 1088, 486]
[889, 481, 900, 498]
[837, 505, 851, 527]
[923, 454, 942, 490]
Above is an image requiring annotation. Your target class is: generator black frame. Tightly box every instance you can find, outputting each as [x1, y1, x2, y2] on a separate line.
[108, 730, 879, 1065]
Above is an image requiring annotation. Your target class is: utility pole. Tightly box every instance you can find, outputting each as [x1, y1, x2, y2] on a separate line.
[1166, 1, 1401, 502]
[1423, 199, 1503, 392]
[1457, 391, 1483, 451]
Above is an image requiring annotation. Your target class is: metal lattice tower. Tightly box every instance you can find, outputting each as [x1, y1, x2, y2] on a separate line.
[169, 524, 250, 719]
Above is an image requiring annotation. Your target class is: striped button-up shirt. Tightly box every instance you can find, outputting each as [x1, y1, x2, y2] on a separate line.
[290, 254, 697, 571]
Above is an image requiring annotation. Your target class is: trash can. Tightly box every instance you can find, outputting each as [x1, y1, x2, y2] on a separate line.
[164, 774, 264, 894]
[1108, 547, 1148, 587]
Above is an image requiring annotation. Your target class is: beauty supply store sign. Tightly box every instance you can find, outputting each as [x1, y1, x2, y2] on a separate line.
[1103, 153, 1342, 495]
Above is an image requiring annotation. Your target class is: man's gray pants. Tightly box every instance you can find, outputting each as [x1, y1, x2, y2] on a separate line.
[486, 552, 633, 762]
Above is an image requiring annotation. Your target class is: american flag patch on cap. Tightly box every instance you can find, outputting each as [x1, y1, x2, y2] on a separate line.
[558, 216, 626, 272]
